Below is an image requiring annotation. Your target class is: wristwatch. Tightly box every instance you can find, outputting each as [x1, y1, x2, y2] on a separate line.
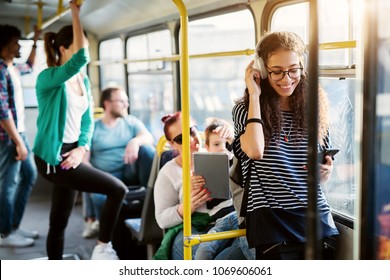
[83, 144, 90, 152]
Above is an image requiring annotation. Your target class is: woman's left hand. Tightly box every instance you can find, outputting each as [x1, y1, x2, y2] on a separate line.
[61, 147, 86, 170]
[319, 155, 334, 183]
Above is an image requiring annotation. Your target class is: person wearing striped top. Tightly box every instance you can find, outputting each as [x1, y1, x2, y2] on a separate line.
[232, 31, 339, 260]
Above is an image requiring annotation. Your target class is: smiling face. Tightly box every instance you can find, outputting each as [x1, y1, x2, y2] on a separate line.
[266, 48, 301, 99]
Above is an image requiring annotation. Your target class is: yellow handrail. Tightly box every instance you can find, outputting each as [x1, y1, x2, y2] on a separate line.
[89, 41, 356, 66]
[156, 136, 169, 156]
[186, 229, 246, 247]
[26, 5, 70, 39]
[25, 0, 84, 39]
[172, 0, 192, 260]
[319, 40, 356, 50]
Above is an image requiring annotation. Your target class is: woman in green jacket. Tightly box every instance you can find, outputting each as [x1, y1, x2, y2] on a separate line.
[33, 1, 127, 260]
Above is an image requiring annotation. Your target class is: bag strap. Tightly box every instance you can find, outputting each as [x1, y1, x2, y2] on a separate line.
[239, 160, 252, 219]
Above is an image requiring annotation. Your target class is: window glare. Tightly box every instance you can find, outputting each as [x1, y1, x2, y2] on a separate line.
[180, 10, 255, 128]
[127, 30, 172, 72]
[271, 3, 309, 43]
[187, 10, 254, 54]
[126, 29, 173, 143]
[99, 38, 125, 89]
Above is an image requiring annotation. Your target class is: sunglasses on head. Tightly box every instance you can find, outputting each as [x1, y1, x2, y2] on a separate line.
[171, 126, 197, 145]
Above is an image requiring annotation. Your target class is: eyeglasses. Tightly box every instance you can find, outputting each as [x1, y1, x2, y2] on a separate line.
[110, 99, 128, 105]
[170, 126, 197, 145]
[267, 67, 303, 82]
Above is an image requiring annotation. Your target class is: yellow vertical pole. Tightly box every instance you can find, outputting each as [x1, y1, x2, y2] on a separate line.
[36, 1, 44, 30]
[57, 0, 64, 14]
[24, 16, 31, 37]
[171, 0, 192, 260]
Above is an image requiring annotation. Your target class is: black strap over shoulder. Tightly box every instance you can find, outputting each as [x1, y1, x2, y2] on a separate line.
[239, 160, 252, 219]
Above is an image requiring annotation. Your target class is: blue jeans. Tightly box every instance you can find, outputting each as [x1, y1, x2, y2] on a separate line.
[83, 144, 155, 220]
[82, 192, 105, 220]
[171, 227, 204, 260]
[0, 133, 37, 236]
[215, 236, 256, 260]
[122, 144, 155, 186]
[194, 212, 239, 260]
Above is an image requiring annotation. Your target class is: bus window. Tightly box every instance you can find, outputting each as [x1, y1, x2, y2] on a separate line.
[320, 78, 356, 218]
[99, 38, 125, 89]
[270, 2, 309, 43]
[126, 30, 173, 143]
[15, 40, 45, 108]
[270, 0, 359, 218]
[271, 0, 358, 67]
[181, 9, 255, 129]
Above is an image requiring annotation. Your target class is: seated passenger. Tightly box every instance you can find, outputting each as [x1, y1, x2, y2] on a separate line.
[153, 112, 236, 260]
[82, 86, 155, 237]
[194, 117, 241, 260]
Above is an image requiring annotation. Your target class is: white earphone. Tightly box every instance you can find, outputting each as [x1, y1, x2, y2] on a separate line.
[253, 53, 268, 79]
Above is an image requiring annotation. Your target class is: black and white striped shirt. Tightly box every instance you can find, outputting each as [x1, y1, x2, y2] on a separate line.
[232, 101, 338, 246]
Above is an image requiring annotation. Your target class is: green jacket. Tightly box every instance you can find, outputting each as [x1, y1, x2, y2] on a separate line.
[153, 212, 213, 260]
[33, 48, 94, 165]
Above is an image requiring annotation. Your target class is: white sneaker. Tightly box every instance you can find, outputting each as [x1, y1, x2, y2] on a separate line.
[91, 220, 100, 232]
[91, 242, 119, 260]
[82, 221, 99, 239]
[0, 233, 34, 247]
[14, 228, 39, 239]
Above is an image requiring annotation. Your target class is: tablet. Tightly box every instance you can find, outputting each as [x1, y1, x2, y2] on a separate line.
[193, 152, 231, 200]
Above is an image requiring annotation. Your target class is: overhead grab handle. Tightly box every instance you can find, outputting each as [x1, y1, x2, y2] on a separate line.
[25, 0, 84, 39]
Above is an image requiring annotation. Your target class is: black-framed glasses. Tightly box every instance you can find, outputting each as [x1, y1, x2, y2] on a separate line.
[171, 126, 198, 145]
[267, 67, 303, 81]
[109, 99, 128, 105]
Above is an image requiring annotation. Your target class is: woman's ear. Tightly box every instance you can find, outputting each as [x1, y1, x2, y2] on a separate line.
[59, 45, 67, 56]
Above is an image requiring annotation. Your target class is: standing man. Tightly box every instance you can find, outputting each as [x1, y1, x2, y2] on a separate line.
[0, 25, 41, 247]
[82, 86, 155, 238]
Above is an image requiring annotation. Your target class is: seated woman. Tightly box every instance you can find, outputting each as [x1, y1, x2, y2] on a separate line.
[153, 113, 237, 260]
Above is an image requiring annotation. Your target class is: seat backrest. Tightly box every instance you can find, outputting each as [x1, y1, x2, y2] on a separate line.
[159, 149, 179, 169]
[137, 149, 178, 241]
[136, 153, 162, 242]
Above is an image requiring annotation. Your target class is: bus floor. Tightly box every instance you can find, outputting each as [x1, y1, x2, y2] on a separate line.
[0, 194, 96, 260]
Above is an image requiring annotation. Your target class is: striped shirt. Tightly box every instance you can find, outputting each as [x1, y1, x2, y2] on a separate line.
[232, 101, 338, 247]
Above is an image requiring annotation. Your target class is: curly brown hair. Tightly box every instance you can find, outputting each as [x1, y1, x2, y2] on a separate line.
[236, 31, 329, 146]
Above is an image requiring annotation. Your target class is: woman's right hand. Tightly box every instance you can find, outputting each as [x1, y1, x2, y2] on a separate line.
[177, 175, 211, 217]
[190, 175, 211, 212]
[69, 0, 81, 14]
[245, 61, 261, 97]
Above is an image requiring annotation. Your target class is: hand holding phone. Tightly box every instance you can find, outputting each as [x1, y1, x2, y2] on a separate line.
[318, 148, 339, 164]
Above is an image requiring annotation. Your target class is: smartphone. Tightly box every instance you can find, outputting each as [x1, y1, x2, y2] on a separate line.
[318, 148, 339, 164]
